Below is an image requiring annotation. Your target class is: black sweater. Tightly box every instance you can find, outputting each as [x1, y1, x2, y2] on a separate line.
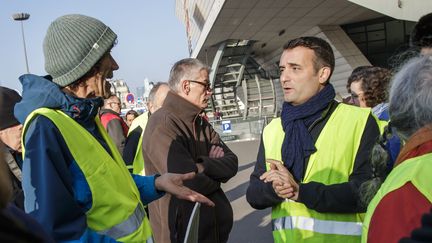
[246, 101, 380, 213]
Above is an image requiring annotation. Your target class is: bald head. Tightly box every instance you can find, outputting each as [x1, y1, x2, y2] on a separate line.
[147, 83, 170, 114]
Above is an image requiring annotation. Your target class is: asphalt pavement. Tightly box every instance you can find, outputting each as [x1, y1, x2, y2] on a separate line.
[223, 139, 273, 243]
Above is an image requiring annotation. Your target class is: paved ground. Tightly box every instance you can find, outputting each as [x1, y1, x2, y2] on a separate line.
[223, 139, 273, 243]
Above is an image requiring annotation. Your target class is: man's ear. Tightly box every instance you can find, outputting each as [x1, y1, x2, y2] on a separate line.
[181, 80, 190, 95]
[318, 67, 331, 84]
[147, 102, 153, 113]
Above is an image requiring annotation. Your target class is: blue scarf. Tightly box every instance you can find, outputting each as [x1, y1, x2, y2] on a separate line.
[281, 84, 335, 181]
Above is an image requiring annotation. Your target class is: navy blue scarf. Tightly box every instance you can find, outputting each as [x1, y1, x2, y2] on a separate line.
[281, 84, 335, 181]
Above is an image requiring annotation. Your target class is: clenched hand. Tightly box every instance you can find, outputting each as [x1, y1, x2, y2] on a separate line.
[260, 159, 299, 201]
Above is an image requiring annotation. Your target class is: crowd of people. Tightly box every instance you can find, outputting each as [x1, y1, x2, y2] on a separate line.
[0, 11, 432, 243]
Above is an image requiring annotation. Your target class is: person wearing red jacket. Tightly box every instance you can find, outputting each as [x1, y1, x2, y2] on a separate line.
[100, 95, 128, 154]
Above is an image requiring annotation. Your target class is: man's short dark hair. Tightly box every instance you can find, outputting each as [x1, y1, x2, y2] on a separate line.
[410, 13, 432, 48]
[126, 110, 139, 118]
[283, 36, 335, 81]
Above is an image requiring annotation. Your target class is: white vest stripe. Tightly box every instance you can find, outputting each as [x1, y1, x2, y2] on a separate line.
[273, 216, 362, 236]
[98, 203, 145, 239]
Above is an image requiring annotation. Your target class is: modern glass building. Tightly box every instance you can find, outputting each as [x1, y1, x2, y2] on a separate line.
[342, 17, 416, 68]
[175, 0, 431, 119]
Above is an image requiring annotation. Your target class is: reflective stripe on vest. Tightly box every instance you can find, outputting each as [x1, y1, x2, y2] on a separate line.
[263, 103, 371, 242]
[99, 203, 145, 239]
[361, 152, 432, 243]
[22, 108, 153, 242]
[273, 215, 362, 236]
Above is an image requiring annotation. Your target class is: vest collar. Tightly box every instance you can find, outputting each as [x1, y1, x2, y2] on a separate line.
[394, 124, 432, 167]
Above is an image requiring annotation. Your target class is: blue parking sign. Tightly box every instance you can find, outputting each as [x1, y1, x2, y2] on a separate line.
[222, 120, 232, 133]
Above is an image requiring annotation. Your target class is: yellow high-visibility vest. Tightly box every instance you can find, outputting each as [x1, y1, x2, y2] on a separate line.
[263, 103, 370, 243]
[127, 112, 149, 175]
[361, 152, 432, 243]
[22, 108, 153, 242]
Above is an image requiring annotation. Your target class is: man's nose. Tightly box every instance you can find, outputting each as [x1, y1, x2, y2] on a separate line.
[280, 70, 289, 83]
[111, 55, 119, 71]
[112, 60, 119, 71]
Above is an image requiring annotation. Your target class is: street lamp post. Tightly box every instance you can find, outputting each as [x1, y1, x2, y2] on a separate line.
[12, 13, 30, 73]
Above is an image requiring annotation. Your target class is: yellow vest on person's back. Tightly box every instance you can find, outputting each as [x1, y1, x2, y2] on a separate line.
[22, 108, 153, 242]
[262, 103, 370, 243]
[127, 112, 149, 175]
[372, 114, 388, 134]
[361, 152, 432, 243]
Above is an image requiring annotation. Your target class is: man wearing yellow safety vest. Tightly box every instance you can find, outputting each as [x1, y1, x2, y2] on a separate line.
[13, 14, 214, 242]
[246, 36, 380, 243]
[123, 83, 170, 175]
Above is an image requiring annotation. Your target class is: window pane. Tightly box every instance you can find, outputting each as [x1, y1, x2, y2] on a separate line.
[368, 40, 386, 53]
[405, 21, 417, 35]
[350, 32, 367, 43]
[346, 26, 365, 34]
[367, 23, 384, 31]
[368, 30, 385, 41]
[386, 20, 404, 49]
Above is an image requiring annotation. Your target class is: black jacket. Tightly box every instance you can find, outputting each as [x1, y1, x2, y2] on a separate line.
[123, 125, 143, 168]
[246, 101, 380, 213]
[2, 146, 24, 209]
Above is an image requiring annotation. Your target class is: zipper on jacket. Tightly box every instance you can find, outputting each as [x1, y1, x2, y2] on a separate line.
[307, 101, 336, 132]
[192, 113, 201, 160]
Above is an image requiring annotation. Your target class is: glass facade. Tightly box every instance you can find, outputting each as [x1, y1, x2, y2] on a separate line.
[342, 17, 416, 68]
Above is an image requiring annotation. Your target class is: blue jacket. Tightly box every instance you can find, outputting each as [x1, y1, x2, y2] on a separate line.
[373, 103, 401, 171]
[14, 74, 164, 242]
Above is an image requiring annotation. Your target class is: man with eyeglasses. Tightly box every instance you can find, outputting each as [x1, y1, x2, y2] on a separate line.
[143, 58, 238, 243]
[100, 95, 128, 154]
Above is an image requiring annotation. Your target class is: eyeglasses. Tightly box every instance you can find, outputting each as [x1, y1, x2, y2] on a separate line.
[350, 92, 363, 100]
[350, 92, 363, 106]
[188, 80, 212, 92]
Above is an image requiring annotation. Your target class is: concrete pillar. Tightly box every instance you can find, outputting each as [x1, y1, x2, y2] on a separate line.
[304, 25, 371, 97]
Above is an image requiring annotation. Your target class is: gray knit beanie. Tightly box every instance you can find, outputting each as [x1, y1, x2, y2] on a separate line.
[43, 14, 117, 87]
